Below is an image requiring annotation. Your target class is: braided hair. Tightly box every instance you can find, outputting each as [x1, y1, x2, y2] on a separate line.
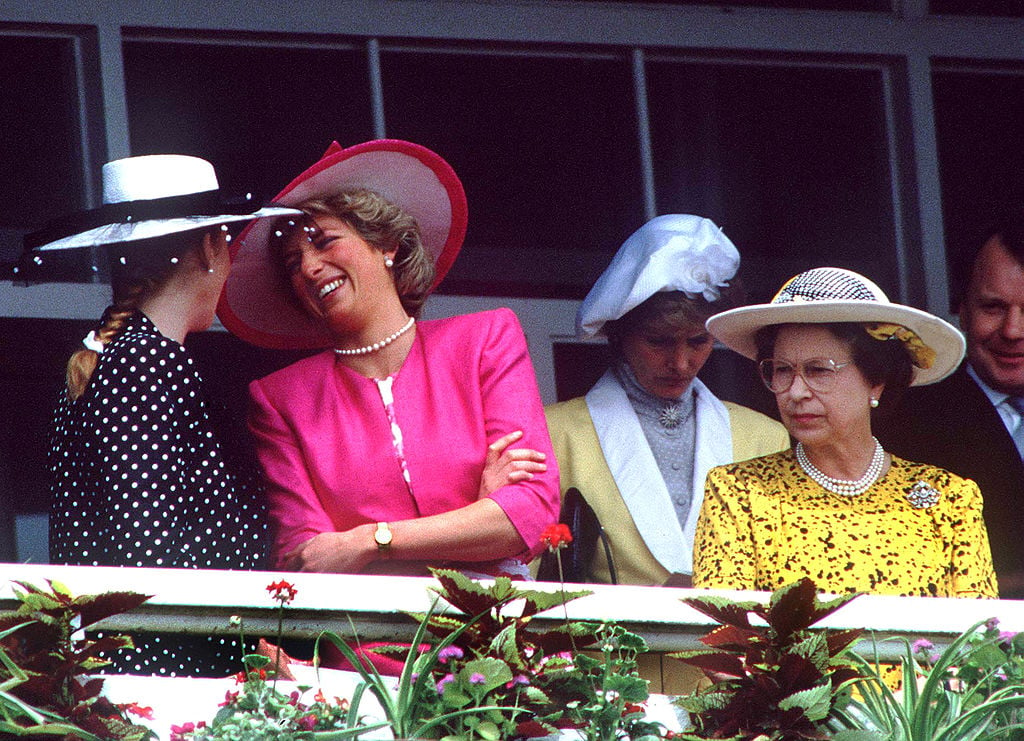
[65, 228, 211, 401]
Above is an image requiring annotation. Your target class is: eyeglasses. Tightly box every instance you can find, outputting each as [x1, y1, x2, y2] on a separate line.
[758, 357, 853, 394]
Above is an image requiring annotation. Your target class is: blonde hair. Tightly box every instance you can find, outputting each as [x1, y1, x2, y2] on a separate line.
[289, 189, 436, 317]
[65, 229, 210, 401]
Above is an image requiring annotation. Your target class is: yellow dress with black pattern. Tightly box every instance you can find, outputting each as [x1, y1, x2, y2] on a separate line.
[692, 450, 998, 598]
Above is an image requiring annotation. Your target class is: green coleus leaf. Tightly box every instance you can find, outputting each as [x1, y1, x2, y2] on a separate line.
[669, 648, 746, 678]
[487, 623, 523, 667]
[680, 594, 759, 629]
[762, 578, 861, 641]
[788, 632, 830, 669]
[12, 592, 63, 614]
[517, 586, 593, 618]
[72, 592, 153, 630]
[699, 624, 767, 652]
[826, 628, 865, 658]
[429, 568, 537, 623]
[777, 681, 832, 722]
[675, 688, 733, 714]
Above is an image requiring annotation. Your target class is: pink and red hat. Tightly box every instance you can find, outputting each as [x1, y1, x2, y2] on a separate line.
[218, 139, 468, 350]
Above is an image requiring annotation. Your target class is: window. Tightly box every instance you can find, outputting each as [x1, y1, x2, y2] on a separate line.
[932, 61, 1024, 299]
[381, 44, 644, 297]
[0, 32, 87, 267]
[124, 33, 374, 204]
[647, 56, 899, 302]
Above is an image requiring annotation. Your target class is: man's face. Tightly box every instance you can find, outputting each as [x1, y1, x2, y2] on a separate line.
[961, 236, 1024, 395]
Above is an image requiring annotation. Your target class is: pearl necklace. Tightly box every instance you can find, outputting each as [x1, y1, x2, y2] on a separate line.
[334, 317, 415, 357]
[795, 437, 885, 497]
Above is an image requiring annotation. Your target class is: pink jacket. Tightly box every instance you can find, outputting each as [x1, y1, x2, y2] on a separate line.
[248, 308, 560, 570]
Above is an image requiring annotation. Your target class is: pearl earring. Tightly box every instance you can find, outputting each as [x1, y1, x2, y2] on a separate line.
[385, 257, 395, 268]
[870, 397, 879, 408]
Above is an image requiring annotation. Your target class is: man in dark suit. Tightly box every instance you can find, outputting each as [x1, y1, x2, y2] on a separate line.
[876, 204, 1024, 598]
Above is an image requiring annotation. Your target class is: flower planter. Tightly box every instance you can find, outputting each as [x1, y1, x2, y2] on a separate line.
[98, 669, 688, 740]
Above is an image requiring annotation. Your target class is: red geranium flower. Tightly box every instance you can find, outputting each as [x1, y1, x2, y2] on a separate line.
[119, 702, 154, 720]
[219, 690, 239, 707]
[541, 523, 573, 551]
[266, 580, 298, 603]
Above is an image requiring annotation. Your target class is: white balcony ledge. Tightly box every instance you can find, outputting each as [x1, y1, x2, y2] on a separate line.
[3, 563, 1023, 657]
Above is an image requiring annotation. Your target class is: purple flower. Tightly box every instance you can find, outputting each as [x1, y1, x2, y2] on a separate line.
[986, 617, 1001, 631]
[469, 672, 486, 684]
[438, 645, 465, 663]
[436, 673, 455, 693]
[505, 674, 531, 690]
[1000, 631, 1018, 644]
[912, 639, 935, 654]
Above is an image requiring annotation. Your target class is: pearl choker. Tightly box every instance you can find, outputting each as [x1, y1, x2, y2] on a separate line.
[795, 437, 885, 497]
[334, 317, 415, 357]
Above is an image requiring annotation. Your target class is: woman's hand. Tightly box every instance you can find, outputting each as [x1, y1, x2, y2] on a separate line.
[479, 430, 548, 496]
[281, 526, 376, 573]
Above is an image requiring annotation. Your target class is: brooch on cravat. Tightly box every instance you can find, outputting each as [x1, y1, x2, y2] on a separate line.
[659, 404, 684, 428]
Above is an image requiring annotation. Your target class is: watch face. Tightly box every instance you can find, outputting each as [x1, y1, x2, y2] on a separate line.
[375, 524, 393, 546]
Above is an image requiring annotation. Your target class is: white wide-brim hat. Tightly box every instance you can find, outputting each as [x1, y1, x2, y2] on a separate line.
[17, 154, 299, 259]
[577, 214, 740, 340]
[217, 139, 468, 350]
[705, 267, 965, 386]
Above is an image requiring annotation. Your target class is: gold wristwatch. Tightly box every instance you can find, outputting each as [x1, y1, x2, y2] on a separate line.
[373, 522, 393, 557]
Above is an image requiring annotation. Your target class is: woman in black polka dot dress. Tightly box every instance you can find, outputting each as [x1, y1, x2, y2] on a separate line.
[18, 153, 300, 675]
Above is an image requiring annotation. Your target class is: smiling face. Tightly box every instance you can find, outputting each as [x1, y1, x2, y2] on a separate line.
[620, 320, 714, 400]
[960, 236, 1024, 396]
[279, 214, 397, 336]
[770, 324, 884, 449]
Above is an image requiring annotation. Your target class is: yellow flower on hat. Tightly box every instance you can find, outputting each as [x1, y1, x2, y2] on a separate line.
[864, 322, 937, 369]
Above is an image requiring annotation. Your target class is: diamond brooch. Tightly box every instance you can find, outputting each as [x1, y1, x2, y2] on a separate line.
[906, 481, 940, 509]
[659, 404, 684, 429]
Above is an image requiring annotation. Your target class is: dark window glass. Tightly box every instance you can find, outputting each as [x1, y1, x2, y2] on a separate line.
[647, 59, 897, 303]
[549, 0, 891, 8]
[0, 34, 83, 264]
[381, 46, 645, 298]
[930, 0, 1024, 17]
[933, 64, 1024, 298]
[124, 36, 374, 204]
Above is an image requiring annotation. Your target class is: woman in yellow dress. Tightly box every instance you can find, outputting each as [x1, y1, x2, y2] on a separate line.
[695, 266, 998, 598]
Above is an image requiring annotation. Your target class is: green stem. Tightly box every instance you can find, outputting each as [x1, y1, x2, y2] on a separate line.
[273, 600, 284, 690]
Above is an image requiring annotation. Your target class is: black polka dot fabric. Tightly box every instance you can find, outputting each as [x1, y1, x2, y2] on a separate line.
[48, 311, 268, 676]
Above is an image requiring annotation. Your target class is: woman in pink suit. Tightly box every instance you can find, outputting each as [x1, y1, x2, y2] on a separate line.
[219, 139, 559, 577]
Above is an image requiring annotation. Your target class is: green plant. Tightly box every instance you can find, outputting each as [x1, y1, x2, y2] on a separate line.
[551, 622, 664, 741]
[830, 618, 1024, 741]
[669, 577, 864, 740]
[171, 580, 381, 741]
[316, 587, 531, 740]
[0, 579, 155, 740]
[318, 565, 672, 739]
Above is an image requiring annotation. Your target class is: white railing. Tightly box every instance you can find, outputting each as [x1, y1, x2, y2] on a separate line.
[3, 563, 1023, 656]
